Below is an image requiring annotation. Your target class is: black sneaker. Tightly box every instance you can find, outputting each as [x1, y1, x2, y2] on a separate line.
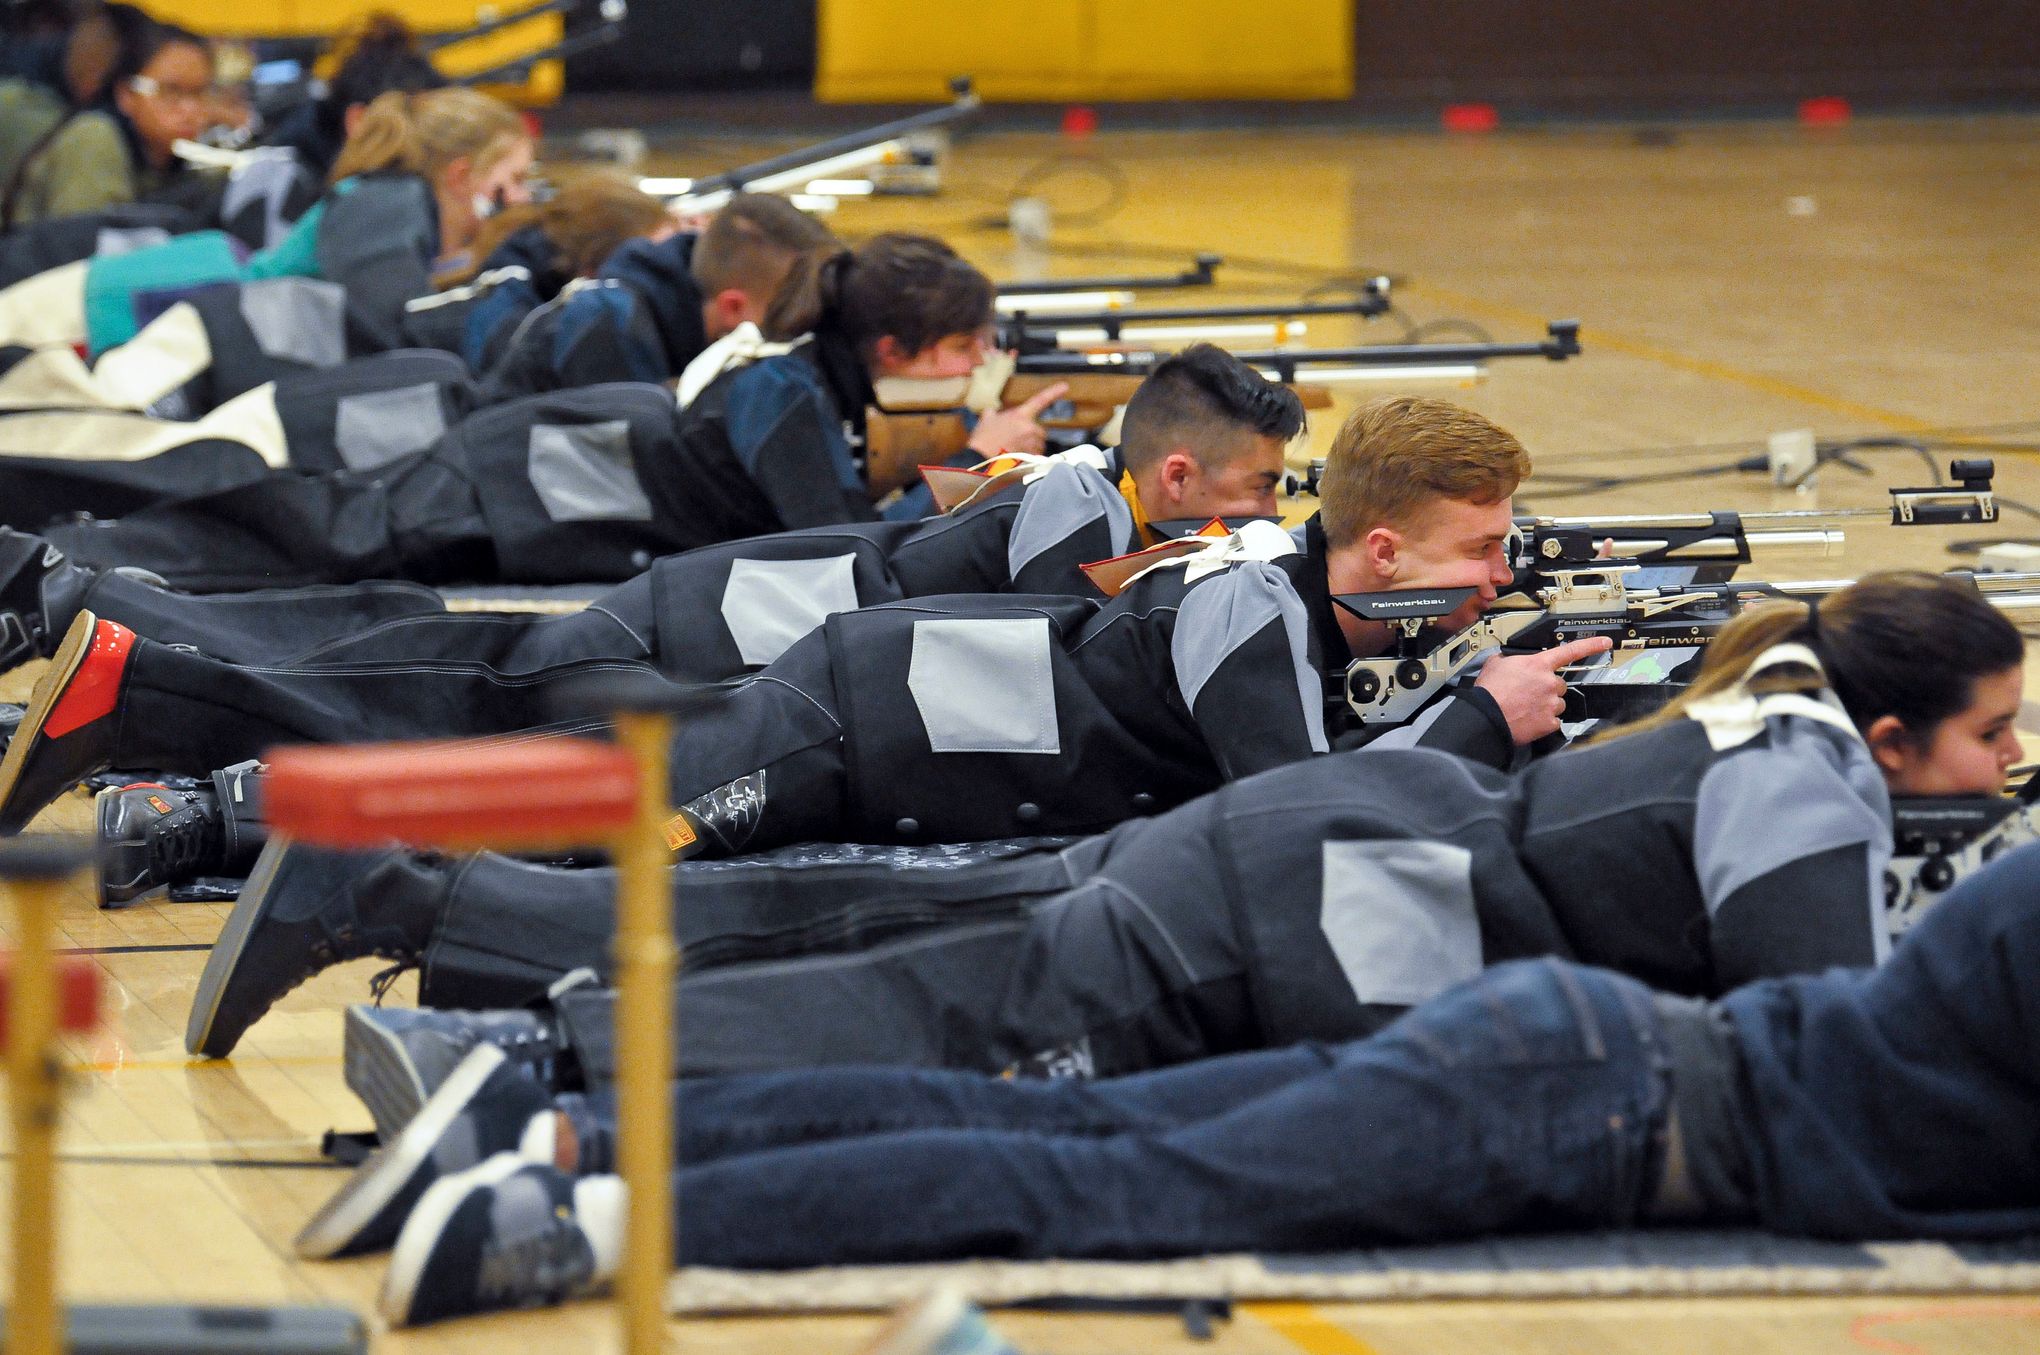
[344, 1004, 564, 1141]
[184, 839, 441, 1058]
[295, 1045, 556, 1260]
[381, 1156, 616, 1327]
[95, 761, 266, 906]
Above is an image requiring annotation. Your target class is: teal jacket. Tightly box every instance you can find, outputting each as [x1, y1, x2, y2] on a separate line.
[82, 171, 439, 354]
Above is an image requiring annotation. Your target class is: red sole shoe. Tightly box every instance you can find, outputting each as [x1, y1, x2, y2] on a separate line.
[0, 610, 132, 833]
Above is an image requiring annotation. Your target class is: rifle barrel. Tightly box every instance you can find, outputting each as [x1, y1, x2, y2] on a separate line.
[1051, 322, 1305, 349]
[684, 80, 980, 197]
[1005, 297, 1389, 332]
[1737, 572, 2040, 598]
[1751, 529, 1846, 552]
[1015, 324, 1580, 377]
[1545, 510, 1838, 529]
[995, 255, 1222, 294]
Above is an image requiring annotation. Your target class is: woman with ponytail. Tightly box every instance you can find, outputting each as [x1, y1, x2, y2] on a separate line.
[672, 230, 1055, 535]
[258, 12, 446, 180]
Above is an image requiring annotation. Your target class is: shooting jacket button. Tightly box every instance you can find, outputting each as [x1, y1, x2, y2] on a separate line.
[1131, 793, 1157, 812]
[895, 817, 920, 837]
[1015, 802, 1041, 823]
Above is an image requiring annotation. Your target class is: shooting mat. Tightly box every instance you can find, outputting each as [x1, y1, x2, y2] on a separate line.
[667, 1231, 2040, 1314]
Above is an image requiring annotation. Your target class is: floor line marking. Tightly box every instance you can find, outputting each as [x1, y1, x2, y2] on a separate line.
[61, 943, 212, 955]
[75, 1054, 345, 1073]
[1246, 1302, 1390, 1355]
[1849, 1302, 2040, 1354]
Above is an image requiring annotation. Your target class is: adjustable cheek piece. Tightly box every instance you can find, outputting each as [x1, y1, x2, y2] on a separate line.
[1332, 587, 1538, 725]
[1333, 567, 1716, 730]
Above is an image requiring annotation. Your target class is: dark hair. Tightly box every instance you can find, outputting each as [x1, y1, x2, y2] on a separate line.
[103, 3, 208, 91]
[763, 231, 995, 357]
[1118, 343, 1306, 476]
[1601, 571, 2024, 745]
[692, 192, 837, 300]
[326, 13, 445, 114]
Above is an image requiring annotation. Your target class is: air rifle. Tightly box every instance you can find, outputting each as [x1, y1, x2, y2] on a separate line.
[996, 279, 1393, 355]
[1283, 461, 1991, 583]
[1335, 462, 2010, 727]
[997, 255, 1223, 298]
[648, 79, 981, 213]
[443, 0, 629, 85]
[863, 359, 1336, 499]
[1507, 510, 1843, 583]
[863, 322, 1580, 499]
[1014, 319, 1581, 382]
[1886, 773, 2040, 934]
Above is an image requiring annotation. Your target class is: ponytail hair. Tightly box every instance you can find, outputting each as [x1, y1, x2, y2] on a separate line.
[763, 231, 994, 358]
[325, 12, 446, 113]
[450, 168, 672, 284]
[328, 86, 526, 187]
[1597, 570, 2023, 743]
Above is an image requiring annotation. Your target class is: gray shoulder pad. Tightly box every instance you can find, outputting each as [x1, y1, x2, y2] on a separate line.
[1693, 718, 1893, 958]
[1170, 561, 1328, 753]
[1006, 461, 1134, 582]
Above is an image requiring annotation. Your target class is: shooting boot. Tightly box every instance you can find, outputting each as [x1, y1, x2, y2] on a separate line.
[95, 761, 268, 906]
[185, 839, 445, 1058]
[0, 527, 96, 674]
[0, 611, 134, 834]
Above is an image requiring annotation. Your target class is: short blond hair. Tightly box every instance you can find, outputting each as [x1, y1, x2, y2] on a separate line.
[1318, 397, 1532, 548]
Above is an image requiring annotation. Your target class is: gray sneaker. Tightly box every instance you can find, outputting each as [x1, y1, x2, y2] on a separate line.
[380, 1155, 611, 1326]
[344, 1003, 564, 1141]
[296, 1045, 554, 1261]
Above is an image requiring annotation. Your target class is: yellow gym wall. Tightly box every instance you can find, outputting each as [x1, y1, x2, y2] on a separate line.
[817, 0, 1355, 102]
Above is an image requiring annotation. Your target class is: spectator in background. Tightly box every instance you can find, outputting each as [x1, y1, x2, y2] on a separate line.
[258, 11, 445, 180]
[0, 3, 213, 228]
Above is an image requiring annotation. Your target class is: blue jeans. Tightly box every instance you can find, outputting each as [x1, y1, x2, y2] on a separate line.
[579, 958, 1672, 1269]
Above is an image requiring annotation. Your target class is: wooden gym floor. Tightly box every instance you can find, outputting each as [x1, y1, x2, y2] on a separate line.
[7, 112, 2040, 1352]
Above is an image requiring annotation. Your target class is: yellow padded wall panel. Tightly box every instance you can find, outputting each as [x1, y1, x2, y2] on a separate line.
[1092, 0, 1352, 99]
[818, 1, 1089, 103]
[818, 0, 1352, 102]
